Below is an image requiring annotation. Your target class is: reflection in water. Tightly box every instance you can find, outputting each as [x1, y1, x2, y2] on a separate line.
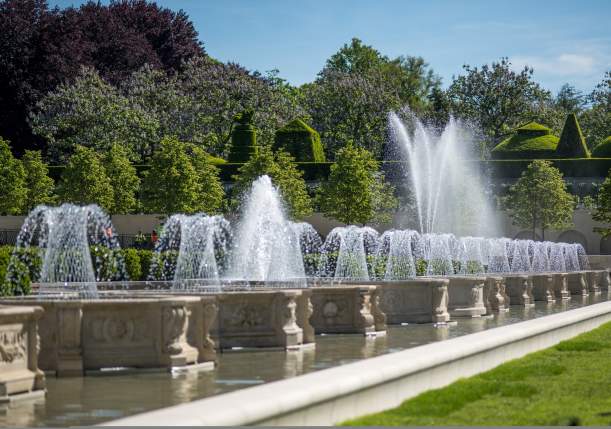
[1, 294, 608, 427]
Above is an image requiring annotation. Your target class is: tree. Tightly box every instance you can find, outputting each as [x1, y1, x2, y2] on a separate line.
[317, 142, 397, 225]
[103, 144, 140, 214]
[581, 71, 611, 149]
[140, 136, 200, 214]
[448, 58, 550, 147]
[188, 145, 225, 214]
[592, 168, 611, 236]
[504, 160, 574, 240]
[0, 0, 204, 155]
[57, 145, 114, 211]
[232, 146, 312, 219]
[30, 67, 159, 162]
[22, 149, 55, 211]
[0, 138, 27, 215]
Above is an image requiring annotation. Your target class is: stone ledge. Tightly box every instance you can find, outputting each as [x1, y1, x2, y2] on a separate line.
[103, 300, 611, 426]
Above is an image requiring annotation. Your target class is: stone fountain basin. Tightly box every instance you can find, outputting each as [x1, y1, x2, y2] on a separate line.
[0, 293, 217, 377]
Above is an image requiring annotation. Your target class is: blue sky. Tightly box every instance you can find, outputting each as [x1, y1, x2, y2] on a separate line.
[50, 0, 611, 94]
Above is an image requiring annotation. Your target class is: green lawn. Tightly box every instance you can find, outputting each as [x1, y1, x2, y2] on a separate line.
[343, 321, 611, 426]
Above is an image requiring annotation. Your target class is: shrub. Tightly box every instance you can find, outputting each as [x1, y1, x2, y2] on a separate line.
[0, 246, 11, 295]
[555, 113, 590, 158]
[0, 138, 27, 215]
[228, 109, 258, 162]
[491, 122, 559, 159]
[122, 248, 142, 281]
[592, 136, 611, 158]
[273, 119, 326, 162]
[137, 249, 154, 280]
[58, 145, 114, 211]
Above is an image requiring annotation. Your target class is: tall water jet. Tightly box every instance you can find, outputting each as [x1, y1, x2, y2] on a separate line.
[7, 204, 126, 297]
[487, 238, 511, 273]
[422, 233, 455, 275]
[388, 112, 499, 237]
[377, 229, 420, 280]
[291, 222, 323, 277]
[320, 226, 379, 280]
[227, 175, 306, 285]
[149, 213, 231, 288]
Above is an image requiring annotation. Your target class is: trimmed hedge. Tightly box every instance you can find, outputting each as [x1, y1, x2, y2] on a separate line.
[228, 110, 258, 163]
[556, 113, 590, 158]
[491, 122, 559, 159]
[273, 119, 326, 162]
[592, 136, 611, 158]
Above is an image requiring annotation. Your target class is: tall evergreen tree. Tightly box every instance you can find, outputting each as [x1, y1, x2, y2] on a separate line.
[504, 160, 574, 240]
[58, 145, 114, 211]
[22, 149, 55, 211]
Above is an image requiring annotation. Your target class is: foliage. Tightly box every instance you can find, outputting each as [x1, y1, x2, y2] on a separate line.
[22, 150, 56, 212]
[491, 122, 559, 159]
[592, 168, 611, 237]
[30, 67, 159, 162]
[592, 136, 611, 158]
[121, 248, 142, 281]
[504, 160, 574, 240]
[231, 146, 313, 219]
[555, 113, 590, 158]
[448, 58, 551, 147]
[103, 144, 140, 214]
[580, 71, 611, 149]
[345, 321, 611, 426]
[317, 142, 398, 224]
[140, 136, 201, 214]
[187, 144, 225, 214]
[227, 109, 258, 162]
[0, 137, 27, 215]
[273, 119, 326, 162]
[58, 145, 114, 211]
[0, 0, 203, 155]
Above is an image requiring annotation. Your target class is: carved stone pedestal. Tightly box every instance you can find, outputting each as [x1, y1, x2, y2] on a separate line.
[567, 271, 589, 296]
[484, 276, 509, 313]
[586, 270, 603, 294]
[374, 279, 449, 324]
[309, 285, 383, 335]
[504, 275, 535, 306]
[0, 305, 45, 401]
[600, 270, 611, 291]
[531, 273, 555, 302]
[214, 290, 303, 349]
[447, 276, 487, 318]
[1, 295, 213, 376]
[551, 273, 570, 300]
[296, 290, 315, 345]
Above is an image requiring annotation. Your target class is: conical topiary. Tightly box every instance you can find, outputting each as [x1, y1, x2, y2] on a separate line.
[490, 121, 558, 159]
[273, 119, 326, 162]
[228, 109, 258, 162]
[555, 113, 590, 158]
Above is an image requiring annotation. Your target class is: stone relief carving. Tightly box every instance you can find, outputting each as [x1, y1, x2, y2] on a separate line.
[0, 330, 26, 364]
[229, 304, 265, 328]
[432, 284, 448, 317]
[162, 305, 188, 355]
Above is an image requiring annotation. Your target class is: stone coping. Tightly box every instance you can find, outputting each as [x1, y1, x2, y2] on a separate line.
[103, 299, 611, 426]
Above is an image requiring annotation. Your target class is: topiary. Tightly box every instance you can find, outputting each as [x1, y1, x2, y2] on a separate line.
[273, 119, 326, 162]
[555, 113, 590, 158]
[491, 122, 559, 159]
[228, 109, 258, 162]
[592, 136, 611, 158]
[122, 248, 142, 281]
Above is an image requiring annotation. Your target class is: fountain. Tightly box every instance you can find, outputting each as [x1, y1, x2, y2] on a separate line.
[318, 226, 379, 280]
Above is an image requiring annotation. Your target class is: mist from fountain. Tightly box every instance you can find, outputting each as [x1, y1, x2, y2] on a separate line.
[226, 175, 307, 286]
[7, 204, 125, 298]
[319, 226, 379, 280]
[388, 112, 499, 237]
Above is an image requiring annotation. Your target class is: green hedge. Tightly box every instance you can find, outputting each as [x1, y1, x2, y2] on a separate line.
[491, 122, 559, 159]
[273, 119, 326, 162]
[556, 113, 590, 158]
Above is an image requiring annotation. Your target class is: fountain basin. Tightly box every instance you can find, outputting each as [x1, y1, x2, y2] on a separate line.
[567, 271, 589, 296]
[586, 270, 604, 294]
[504, 275, 535, 306]
[370, 279, 449, 324]
[0, 305, 45, 402]
[0, 294, 216, 376]
[484, 276, 509, 313]
[551, 273, 571, 300]
[531, 273, 555, 303]
[447, 276, 487, 318]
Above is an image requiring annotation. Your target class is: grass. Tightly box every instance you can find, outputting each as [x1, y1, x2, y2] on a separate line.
[343, 321, 611, 426]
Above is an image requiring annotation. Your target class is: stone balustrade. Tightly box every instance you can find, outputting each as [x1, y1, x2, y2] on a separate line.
[484, 276, 509, 313]
[531, 273, 555, 302]
[551, 273, 571, 300]
[567, 271, 589, 296]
